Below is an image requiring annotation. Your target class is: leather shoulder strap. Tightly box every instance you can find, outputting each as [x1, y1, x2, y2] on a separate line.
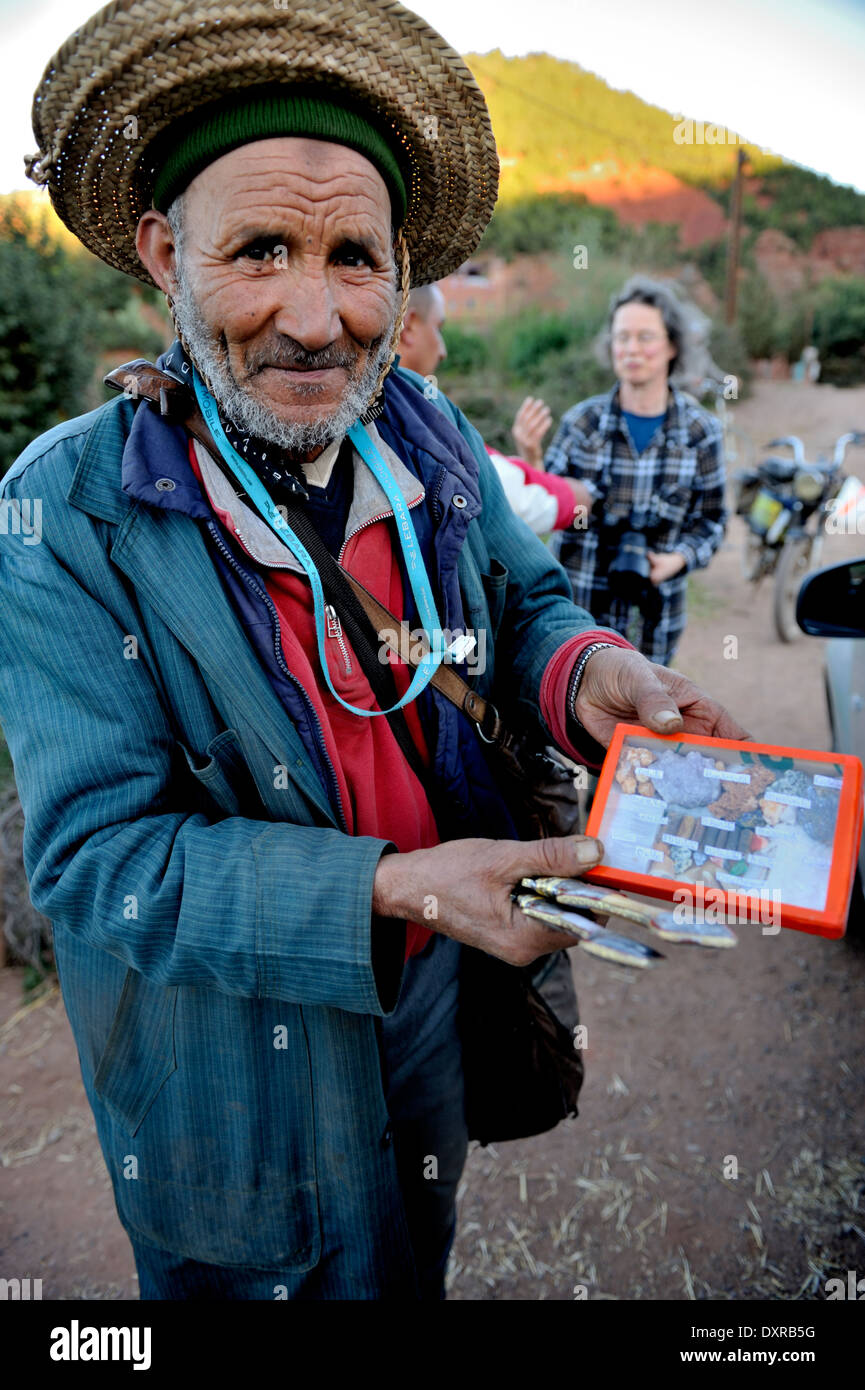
[339, 570, 502, 741]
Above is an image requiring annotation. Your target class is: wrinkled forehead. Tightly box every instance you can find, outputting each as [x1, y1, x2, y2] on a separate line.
[179, 137, 395, 238]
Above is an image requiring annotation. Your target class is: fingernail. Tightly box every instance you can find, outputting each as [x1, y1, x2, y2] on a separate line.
[656, 709, 681, 729]
[575, 836, 603, 864]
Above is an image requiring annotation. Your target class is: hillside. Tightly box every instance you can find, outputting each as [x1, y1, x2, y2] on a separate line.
[465, 50, 774, 192]
[465, 51, 865, 252]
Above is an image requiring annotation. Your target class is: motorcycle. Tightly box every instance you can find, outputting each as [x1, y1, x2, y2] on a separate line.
[732, 432, 865, 643]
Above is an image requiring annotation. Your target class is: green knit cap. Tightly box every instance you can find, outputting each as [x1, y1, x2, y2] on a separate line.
[151, 86, 408, 223]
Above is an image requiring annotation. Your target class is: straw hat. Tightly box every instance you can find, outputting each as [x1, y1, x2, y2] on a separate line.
[25, 0, 499, 288]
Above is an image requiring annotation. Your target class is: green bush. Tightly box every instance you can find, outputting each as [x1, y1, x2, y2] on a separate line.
[708, 321, 752, 398]
[738, 271, 781, 360]
[535, 343, 611, 421]
[437, 322, 490, 374]
[0, 196, 165, 475]
[812, 276, 865, 386]
[743, 166, 865, 249]
[0, 232, 93, 474]
[441, 378, 521, 453]
[98, 296, 167, 359]
[477, 195, 684, 270]
[437, 304, 613, 456]
[506, 312, 586, 376]
[691, 238, 729, 300]
[477, 194, 621, 262]
[625, 221, 682, 269]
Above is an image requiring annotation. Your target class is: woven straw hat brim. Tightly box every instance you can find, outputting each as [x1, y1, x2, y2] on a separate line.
[26, 0, 499, 287]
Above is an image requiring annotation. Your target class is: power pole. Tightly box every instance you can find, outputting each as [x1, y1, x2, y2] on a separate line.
[724, 147, 746, 325]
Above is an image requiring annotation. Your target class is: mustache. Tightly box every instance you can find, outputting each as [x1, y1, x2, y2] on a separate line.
[245, 335, 386, 375]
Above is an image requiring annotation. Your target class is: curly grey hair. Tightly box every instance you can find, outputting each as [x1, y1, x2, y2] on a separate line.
[596, 275, 699, 385]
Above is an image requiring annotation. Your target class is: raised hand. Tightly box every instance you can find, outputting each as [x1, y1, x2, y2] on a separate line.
[512, 396, 553, 468]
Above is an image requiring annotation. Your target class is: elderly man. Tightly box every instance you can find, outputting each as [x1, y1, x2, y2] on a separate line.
[1, 0, 748, 1301]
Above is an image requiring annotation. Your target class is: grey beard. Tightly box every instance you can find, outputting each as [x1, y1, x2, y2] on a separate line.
[170, 265, 398, 455]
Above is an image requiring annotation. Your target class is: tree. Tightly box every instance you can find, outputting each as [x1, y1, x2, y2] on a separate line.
[0, 196, 164, 475]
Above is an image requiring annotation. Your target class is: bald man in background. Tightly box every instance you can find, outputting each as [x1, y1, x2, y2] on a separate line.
[397, 286, 587, 536]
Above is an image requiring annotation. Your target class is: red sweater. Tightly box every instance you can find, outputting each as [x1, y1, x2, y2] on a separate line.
[484, 447, 578, 531]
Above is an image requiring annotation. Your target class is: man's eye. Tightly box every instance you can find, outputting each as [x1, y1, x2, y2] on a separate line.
[236, 240, 281, 262]
[334, 244, 373, 267]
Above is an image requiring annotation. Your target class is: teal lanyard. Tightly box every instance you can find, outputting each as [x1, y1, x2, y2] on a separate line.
[192, 369, 446, 717]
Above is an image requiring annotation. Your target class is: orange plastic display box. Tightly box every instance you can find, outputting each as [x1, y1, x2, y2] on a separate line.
[583, 724, 864, 939]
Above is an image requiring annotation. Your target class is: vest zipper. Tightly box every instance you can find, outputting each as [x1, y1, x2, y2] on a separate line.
[325, 604, 353, 675]
[336, 492, 425, 566]
[232, 527, 298, 570]
[204, 520, 348, 833]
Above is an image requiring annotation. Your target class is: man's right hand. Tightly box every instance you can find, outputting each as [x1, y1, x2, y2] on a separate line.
[372, 834, 604, 966]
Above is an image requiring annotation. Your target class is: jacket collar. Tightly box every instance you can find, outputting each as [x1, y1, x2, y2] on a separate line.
[63, 393, 343, 822]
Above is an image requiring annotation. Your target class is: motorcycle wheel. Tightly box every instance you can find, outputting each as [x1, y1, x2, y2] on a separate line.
[773, 533, 814, 642]
[741, 531, 766, 583]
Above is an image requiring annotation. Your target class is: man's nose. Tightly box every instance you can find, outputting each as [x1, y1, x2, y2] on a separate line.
[271, 266, 341, 351]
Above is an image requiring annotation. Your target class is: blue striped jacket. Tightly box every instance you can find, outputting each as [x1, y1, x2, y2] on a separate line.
[0, 363, 607, 1282]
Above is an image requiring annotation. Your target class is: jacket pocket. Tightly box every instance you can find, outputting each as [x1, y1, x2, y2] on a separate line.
[93, 968, 178, 1137]
[98, 990, 322, 1271]
[480, 558, 509, 641]
[179, 728, 265, 819]
[651, 482, 691, 529]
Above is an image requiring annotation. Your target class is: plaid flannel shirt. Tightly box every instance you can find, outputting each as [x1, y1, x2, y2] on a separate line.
[544, 382, 727, 665]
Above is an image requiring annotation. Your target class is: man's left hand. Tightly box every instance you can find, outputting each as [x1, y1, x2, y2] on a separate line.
[646, 549, 687, 585]
[573, 646, 752, 746]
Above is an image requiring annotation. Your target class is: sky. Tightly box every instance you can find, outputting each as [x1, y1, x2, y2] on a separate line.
[2, 0, 863, 195]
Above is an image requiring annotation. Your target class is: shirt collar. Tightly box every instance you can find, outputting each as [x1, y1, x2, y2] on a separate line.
[603, 380, 679, 440]
[301, 434, 343, 489]
[191, 421, 425, 575]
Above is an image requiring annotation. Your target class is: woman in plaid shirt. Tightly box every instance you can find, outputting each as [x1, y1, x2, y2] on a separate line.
[545, 277, 728, 666]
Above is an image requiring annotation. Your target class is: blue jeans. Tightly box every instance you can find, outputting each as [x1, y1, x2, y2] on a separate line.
[130, 934, 467, 1300]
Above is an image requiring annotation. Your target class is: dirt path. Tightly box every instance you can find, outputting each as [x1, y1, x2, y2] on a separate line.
[2, 381, 864, 1301]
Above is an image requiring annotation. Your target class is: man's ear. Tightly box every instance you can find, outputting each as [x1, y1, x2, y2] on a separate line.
[400, 308, 418, 343]
[136, 210, 179, 296]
